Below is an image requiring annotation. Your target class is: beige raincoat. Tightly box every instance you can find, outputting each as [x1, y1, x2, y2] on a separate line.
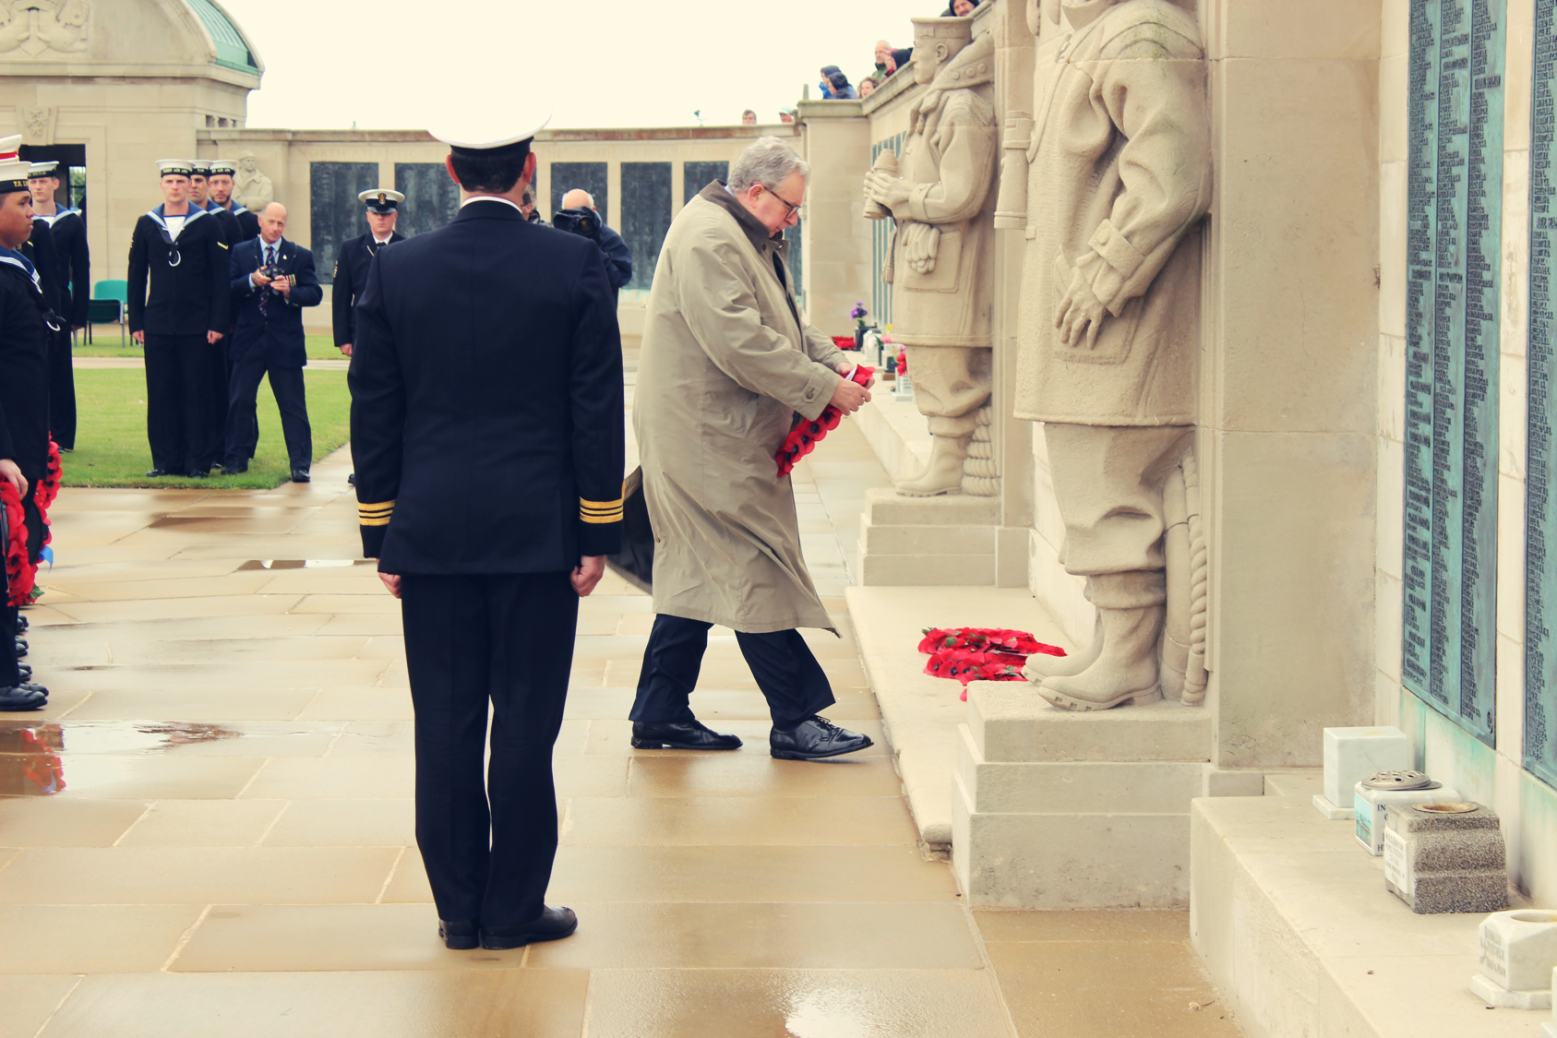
[634, 182, 846, 633]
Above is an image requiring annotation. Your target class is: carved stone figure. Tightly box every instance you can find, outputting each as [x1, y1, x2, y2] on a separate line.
[234, 153, 274, 212]
[0, 0, 90, 56]
[1008, 0, 1212, 710]
[19, 105, 52, 146]
[864, 17, 997, 497]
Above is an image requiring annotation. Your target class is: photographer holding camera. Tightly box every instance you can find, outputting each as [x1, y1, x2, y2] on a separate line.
[553, 188, 631, 299]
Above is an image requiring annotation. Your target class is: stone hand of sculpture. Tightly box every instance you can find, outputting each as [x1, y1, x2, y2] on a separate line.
[1055, 266, 1108, 350]
[864, 169, 912, 216]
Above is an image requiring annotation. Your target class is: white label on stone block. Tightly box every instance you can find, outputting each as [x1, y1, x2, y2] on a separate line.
[1384, 827, 1407, 890]
[1482, 924, 1508, 986]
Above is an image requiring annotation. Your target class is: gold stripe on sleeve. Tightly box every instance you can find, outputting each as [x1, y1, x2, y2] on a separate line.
[359, 500, 395, 527]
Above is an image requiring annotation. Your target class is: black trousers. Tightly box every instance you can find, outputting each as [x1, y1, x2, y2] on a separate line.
[144, 333, 217, 474]
[207, 347, 233, 468]
[46, 328, 74, 450]
[401, 571, 579, 927]
[224, 346, 311, 471]
[628, 614, 835, 730]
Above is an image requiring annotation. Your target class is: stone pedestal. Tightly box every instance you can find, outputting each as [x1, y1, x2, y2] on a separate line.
[952, 686, 1255, 908]
[1383, 802, 1508, 914]
[858, 488, 1001, 586]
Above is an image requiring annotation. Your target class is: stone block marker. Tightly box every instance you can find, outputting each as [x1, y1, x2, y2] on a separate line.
[1473, 909, 1557, 1009]
[1384, 801, 1508, 915]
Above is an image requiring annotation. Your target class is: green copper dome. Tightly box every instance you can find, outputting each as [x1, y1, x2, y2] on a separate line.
[186, 0, 259, 74]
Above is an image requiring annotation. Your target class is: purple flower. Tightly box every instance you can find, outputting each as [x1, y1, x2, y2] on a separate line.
[850, 302, 867, 320]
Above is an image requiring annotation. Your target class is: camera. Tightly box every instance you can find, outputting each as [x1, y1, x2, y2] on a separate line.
[257, 265, 293, 292]
[552, 207, 601, 242]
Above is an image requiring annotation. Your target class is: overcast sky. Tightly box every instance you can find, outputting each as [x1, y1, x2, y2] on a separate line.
[217, 0, 916, 131]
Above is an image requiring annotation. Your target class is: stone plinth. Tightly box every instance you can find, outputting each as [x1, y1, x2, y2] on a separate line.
[1319, 726, 1409, 819]
[857, 488, 1000, 586]
[1384, 802, 1508, 915]
[1473, 910, 1557, 1009]
[953, 688, 1246, 908]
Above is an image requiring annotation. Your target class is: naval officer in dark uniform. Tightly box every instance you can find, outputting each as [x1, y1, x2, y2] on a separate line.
[0, 137, 55, 710]
[333, 188, 405, 359]
[27, 161, 87, 452]
[127, 159, 230, 478]
[350, 114, 623, 951]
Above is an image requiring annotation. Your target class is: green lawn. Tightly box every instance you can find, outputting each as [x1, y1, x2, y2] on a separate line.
[63, 368, 351, 488]
[74, 331, 344, 362]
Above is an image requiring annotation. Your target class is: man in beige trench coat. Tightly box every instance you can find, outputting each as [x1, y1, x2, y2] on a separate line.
[628, 137, 876, 761]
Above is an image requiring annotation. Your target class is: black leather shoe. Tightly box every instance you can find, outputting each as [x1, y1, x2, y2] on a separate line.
[770, 716, 874, 761]
[14, 637, 26, 657]
[438, 919, 479, 950]
[16, 615, 27, 632]
[145, 469, 168, 478]
[185, 468, 208, 479]
[631, 719, 742, 751]
[291, 468, 311, 483]
[19, 682, 47, 697]
[0, 686, 45, 711]
[224, 462, 248, 475]
[480, 906, 578, 949]
[348, 473, 356, 486]
[16, 663, 30, 681]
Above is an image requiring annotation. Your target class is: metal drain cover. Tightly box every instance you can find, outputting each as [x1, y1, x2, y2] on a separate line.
[1361, 769, 1441, 791]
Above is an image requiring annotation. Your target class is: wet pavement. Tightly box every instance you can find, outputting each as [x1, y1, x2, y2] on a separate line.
[0, 351, 1241, 1036]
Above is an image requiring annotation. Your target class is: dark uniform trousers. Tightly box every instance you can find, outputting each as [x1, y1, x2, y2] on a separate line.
[144, 334, 217, 474]
[224, 348, 311, 471]
[629, 614, 835, 730]
[401, 571, 579, 927]
[47, 329, 74, 450]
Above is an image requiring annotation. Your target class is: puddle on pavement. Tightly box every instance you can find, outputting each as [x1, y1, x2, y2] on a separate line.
[0, 721, 249, 795]
[236, 559, 377, 570]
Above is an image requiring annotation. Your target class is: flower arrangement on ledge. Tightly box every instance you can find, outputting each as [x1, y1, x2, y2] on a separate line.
[918, 627, 1067, 699]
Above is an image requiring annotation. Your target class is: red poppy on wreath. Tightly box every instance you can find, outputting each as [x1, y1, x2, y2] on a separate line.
[775, 364, 875, 476]
[896, 349, 907, 376]
[918, 627, 1066, 700]
[1, 479, 34, 607]
[831, 335, 861, 352]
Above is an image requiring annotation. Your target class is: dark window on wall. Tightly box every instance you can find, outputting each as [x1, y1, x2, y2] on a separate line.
[309, 161, 379, 285]
[550, 162, 608, 223]
[394, 163, 461, 239]
[683, 161, 729, 204]
[785, 220, 803, 306]
[620, 162, 671, 292]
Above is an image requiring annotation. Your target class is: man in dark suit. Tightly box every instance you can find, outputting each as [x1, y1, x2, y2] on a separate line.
[225, 202, 321, 481]
[350, 115, 623, 952]
[206, 160, 260, 242]
[27, 161, 87, 452]
[0, 136, 53, 711]
[332, 188, 405, 358]
[127, 159, 229, 479]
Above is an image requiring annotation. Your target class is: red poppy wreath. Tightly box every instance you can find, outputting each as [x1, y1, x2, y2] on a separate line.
[775, 364, 875, 477]
[919, 627, 1066, 700]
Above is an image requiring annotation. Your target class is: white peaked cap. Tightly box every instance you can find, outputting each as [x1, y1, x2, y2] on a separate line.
[429, 111, 552, 154]
[0, 136, 31, 193]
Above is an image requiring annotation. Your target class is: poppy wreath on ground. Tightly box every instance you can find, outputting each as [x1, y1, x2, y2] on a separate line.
[919, 626, 1066, 700]
[775, 364, 875, 477]
[1, 480, 34, 606]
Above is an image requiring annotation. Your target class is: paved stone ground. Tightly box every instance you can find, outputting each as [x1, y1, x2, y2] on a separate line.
[0, 356, 1242, 1036]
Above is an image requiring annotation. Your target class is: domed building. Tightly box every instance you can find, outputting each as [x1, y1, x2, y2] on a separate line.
[0, 0, 262, 278]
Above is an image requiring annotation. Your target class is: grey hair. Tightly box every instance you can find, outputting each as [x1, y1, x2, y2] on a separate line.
[729, 137, 809, 193]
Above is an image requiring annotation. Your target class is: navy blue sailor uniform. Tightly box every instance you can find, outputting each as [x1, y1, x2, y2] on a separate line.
[0, 246, 53, 688]
[126, 204, 230, 476]
[37, 206, 88, 450]
[349, 195, 624, 930]
[332, 230, 404, 350]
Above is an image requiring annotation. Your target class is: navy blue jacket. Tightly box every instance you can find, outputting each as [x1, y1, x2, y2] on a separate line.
[598, 223, 633, 292]
[228, 237, 323, 366]
[349, 199, 625, 572]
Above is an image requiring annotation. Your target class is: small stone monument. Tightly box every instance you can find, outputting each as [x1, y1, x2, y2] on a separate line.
[1474, 910, 1557, 1009]
[1317, 726, 1410, 820]
[1545, 968, 1557, 1038]
[1383, 801, 1508, 914]
[234, 152, 275, 212]
[1354, 770, 1459, 856]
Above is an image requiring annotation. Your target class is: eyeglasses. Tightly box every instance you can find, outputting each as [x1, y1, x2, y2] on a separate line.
[762, 184, 803, 220]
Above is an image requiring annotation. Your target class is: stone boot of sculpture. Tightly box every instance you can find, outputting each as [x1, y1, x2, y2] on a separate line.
[1022, 612, 1100, 681]
[1037, 602, 1163, 711]
[898, 431, 971, 496]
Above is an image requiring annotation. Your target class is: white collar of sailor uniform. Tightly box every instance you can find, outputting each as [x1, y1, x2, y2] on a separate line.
[0, 244, 41, 294]
[146, 203, 206, 230]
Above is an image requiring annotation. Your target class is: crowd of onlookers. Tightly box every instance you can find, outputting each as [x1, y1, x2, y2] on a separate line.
[821, 0, 981, 102]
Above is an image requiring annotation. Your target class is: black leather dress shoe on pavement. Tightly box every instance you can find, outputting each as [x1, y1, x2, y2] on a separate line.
[291, 468, 311, 483]
[438, 919, 479, 950]
[480, 906, 578, 949]
[348, 473, 356, 486]
[16, 663, 29, 681]
[16, 615, 27, 632]
[0, 686, 46, 711]
[631, 719, 742, 751]
[145, 469, 168, 478]
[770, 716, 874, 761]
[14, 637, 26, 657]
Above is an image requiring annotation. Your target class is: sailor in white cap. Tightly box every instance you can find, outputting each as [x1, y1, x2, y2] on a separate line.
[27, 160, 87, 451]
[350, 113, 622, 952]
[188, 160, 212, 210]
[126, 159, 231, 478]
[332, 188, 405, 359]
[0, 135, 56, 711]
[206, 159, 259, 242]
